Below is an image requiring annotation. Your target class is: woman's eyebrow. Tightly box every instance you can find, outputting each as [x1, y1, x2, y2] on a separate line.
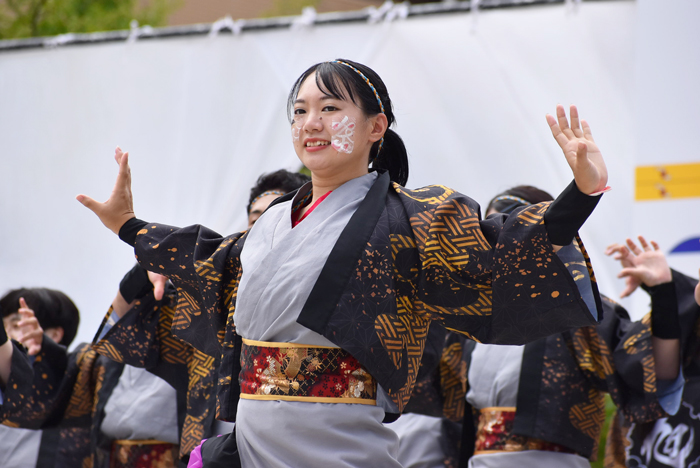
[295, 96, 338, 104]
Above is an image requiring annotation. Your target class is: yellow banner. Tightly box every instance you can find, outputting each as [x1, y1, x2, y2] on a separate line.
[635, 162, 700, 200]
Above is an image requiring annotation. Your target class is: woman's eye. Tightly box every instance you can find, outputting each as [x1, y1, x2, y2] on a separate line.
[323, 105, 338, 112]
[293, 108, 306, 115]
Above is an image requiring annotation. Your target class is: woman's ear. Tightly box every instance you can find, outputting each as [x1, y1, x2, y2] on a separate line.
[368, 113, 388, 143]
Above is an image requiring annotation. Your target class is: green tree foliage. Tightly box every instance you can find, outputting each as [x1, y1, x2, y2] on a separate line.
[0, 0, 179, 39]
[262, 0, 321, 18]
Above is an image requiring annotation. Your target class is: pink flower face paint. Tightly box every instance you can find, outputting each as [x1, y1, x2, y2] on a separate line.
[331, 116, 356, 154]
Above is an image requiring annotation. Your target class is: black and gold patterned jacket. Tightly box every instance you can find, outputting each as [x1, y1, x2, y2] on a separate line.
[0, 291, 204, 467]
[460, 291, 684, 461]
[92, 288, 221, 462]
[604, 270, 700, 468]
[1, 337, 111, 467]
[131, 172, 602, 421]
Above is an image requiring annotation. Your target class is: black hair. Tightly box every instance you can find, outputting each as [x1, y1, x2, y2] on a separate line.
[247, 169, 311, 213]
[287, 59, 409, 186]
[486, 185, 554, 215]
[0, 288, 80, 346]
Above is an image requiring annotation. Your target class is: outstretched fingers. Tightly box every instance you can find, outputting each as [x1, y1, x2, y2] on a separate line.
[556, 104, 575, 138]
[546, 114, 570, 150]
[605, 244, 630, 261]
[116, 151, 131, 189]
[581, 119, 595, 142]
[76, 194, 101, 213]
[569, 105, 584, 137]
[638, 236, 651, 251]
[626, 238, 643, 256]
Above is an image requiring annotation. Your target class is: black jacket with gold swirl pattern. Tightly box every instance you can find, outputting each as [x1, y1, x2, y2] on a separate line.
[131, 172, 602, 421]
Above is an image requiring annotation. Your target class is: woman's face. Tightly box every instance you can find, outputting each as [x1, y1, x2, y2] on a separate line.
[291, 73, 386, 180]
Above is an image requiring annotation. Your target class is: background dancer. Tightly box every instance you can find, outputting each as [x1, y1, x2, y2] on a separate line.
[457, 187, 684, 468]
[604, 245, 700, 467]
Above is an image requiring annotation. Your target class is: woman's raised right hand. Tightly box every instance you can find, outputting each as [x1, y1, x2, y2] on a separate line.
[76, 147, 136, 235]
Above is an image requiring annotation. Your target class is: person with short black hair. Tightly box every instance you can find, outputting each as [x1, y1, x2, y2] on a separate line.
[0, 288, 88, 468]
[1, 288, 80, 349]
[247, 169, 310, 227]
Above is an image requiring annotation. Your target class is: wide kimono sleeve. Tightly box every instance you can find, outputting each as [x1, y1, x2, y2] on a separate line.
[394, 184, 601, 345]
[568, 293, 683, 425]
[131, 223, 247, 420]
[132, 224, 247, 358]
[1, 339, 98, 431]
[92, 286, 219, 459]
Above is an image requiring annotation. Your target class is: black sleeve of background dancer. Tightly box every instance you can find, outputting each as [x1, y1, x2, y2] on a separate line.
[118, 218, 148, 247]
[642, 281, 682, 339]
[544, 180, 602, 246]
[119, 263, 153, 304]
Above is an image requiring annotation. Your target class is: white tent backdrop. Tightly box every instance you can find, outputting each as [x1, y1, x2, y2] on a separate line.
[0, 0, 698, 347]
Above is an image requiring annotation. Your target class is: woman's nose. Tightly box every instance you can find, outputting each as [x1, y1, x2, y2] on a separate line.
[303, 112, 323, 132]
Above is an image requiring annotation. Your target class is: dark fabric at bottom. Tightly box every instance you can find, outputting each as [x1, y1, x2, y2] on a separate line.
[201, 431, 241, 468]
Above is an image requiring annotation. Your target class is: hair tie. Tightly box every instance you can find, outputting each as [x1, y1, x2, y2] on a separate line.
[250, 190, 285, 209]
[491, 195, 531, 206]
[331, 60, 385, 158]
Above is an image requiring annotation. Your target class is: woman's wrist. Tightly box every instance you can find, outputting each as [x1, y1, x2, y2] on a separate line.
[118, 218, 148, 247]
[544, 180, 602, 246]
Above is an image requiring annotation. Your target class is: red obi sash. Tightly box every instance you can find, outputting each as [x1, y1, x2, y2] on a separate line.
[110, 440, 178, 468]
[475, 407, 578, 455]
[239, 339, 377, 405]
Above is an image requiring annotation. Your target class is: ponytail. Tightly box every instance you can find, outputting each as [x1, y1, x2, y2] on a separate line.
[371, 128, 409, 186]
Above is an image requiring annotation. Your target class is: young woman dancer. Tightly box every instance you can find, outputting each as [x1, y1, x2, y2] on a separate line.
[77, 59, 608, 467]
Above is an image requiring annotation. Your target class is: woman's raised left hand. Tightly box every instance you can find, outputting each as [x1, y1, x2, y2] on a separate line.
[546, 105, 608, 195]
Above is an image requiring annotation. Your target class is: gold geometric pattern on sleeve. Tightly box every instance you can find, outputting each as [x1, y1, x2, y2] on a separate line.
[180, 414, 206, 458]
[194, 238, 235, 283]
[641, 354, 657, 393]
[180, 349, 217, 458]
[374, 313, 429, 408]
[515, 204, 547, 227]
[623, 314, 652, 355]
[439, 342, 467, 422]
[172, 290, 199, 333]
[571, 327, 614, 380]
[157, 304, 190, 365]
[189, 350, 215, 384]
[410, 199, 491, 272]
[568, 388, 606, 440]
[95, 341, 123, 364]
[91, 364, 105, 416]
[64, 347, 99, 419]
